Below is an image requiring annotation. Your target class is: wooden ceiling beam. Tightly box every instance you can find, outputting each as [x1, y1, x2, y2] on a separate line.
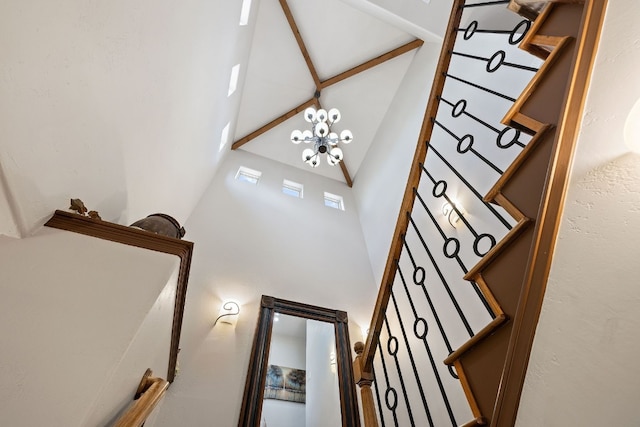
[319, 39, 424, 89]
[279, 0, 322, 90]
[339, 159, 353, 188]
[231, 98, 316, 150]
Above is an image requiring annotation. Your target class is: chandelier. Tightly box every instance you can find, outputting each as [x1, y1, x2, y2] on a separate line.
[290, 107, 353, 168]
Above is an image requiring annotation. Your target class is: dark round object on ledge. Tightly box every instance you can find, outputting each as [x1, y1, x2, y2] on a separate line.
[130, 214, 186, 239]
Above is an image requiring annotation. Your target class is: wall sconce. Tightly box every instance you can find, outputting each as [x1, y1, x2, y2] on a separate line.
[214, 301, 240, 327]
[442, 201, 464, 228]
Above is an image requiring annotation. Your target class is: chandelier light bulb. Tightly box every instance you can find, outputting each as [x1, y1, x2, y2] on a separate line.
[316, 109, 328, 122]
[302, 148, 315, 162]
[315, 122, 329, 137]
[290, 129, 303, 144]
[302, 130, 313, 141]
[328, 132, 339, 146]
[328, 108, 341, 124]
[310, 157, 320, 168]
[304, 107, 317, 123]
[327, 154, 338, 166]
[340, 129, 353, 144]
[330, 147, 344, 161]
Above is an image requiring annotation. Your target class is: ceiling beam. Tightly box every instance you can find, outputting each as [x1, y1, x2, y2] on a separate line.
[339, 159, 353, 188]
[319, 39, 424, 89]
[279, 0, 322, 89]
[232, 98, 316, 150]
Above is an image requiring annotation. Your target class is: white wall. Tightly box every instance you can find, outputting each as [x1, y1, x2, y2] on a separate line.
[306, 320, 341, 427]
[516, 1, 640, 425]
[352, 42, 440, 288]
[0, 228, 179, 426]
[153, 149, 377, 426]
[0, 0, 257, 237]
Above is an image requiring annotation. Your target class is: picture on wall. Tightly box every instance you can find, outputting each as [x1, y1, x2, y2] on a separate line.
[264, 364, 306, 403]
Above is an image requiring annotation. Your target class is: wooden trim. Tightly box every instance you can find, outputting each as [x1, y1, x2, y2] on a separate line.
[485, 125, 553, 202]
[360, 0, 465, 374]
[114, 369, 169, 427]
[461, 417, 488, 427]
[491, 1, 608, 425]
[464, 217, 531, 280]
[238, 296, 360, 427]
[444, 276, 507, 365]
[44, 210, 193, 383]
[231, 98, 316, 150]
[278, 0, 322, 89]
[320, 39, 424, 89]
[339, 159, 353, 188]
[503, 37, 572, 129]
[517, 4, 555, 58]
[455, 360, 485, 421]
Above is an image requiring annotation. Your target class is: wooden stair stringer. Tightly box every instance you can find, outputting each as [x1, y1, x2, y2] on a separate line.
[441, 2, 587, 423]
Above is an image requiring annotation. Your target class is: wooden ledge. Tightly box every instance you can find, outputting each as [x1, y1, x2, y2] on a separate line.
[45, 210, 193, 383]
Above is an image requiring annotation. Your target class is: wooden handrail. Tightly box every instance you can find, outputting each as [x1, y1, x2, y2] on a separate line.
[359, 0, 466, 375]
[113, 369, 169, 427]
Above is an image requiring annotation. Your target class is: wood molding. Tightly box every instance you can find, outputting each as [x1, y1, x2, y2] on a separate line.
[491, 1, 608, 425]
[444, 275, 508, 365]
[278, 0, 322, 89]
[361, 0, 465, 374]
[320, 39, 424, 89]
[339, 159, 353, 188]
[44, 210, 193, 383]
[231, 98, 316, 150]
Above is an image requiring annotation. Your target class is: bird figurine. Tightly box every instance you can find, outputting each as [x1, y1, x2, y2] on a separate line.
[69, 198, 87, 215]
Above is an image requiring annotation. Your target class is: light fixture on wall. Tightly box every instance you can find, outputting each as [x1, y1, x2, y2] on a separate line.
[442, 201, 465, 228]
[214, 301, 240, 327]
[290, 107, 353, 168]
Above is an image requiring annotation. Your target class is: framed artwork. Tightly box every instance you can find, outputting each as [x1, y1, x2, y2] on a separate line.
[264, 364, 306, 403]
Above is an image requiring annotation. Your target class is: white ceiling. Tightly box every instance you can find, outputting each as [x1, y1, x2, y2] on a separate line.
[0, 0, 450, 238]
[233, 0, 438, 184]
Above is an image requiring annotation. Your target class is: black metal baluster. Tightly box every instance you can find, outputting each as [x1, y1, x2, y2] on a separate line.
[372, 367, 387, 427]
[403, 236, 474, 337]
[422, 167, 497, 257]
[443, 73, 516, 103]
[377, 340, 399, 427]
[462, 0, 510, 8]
[413, 191, 494, 315]
[387, 285, 435, 427]
[421, 150, 513, 229]
[439, 96, 526, 149]
[396, 265, 459, 424]
[383, 315, 416, 426]
[433, 119, 505, 174]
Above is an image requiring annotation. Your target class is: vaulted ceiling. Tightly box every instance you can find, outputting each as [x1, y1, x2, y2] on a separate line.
[232, 0, 429, 186]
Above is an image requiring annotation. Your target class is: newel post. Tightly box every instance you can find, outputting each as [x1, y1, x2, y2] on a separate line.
[353, 342, 379, 427]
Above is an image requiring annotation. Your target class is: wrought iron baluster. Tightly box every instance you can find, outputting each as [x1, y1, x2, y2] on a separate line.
[372, 367, 387, 427]
[402, 236, 475, 336]
[377, 340, 399, 427]
[383, 315, 416, 426]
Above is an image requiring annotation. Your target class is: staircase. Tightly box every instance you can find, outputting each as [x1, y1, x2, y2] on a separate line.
[354, 1, 607, 426]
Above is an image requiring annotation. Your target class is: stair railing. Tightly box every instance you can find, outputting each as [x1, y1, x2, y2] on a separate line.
[353, 0, 607, 426]
[113, 369, 169, 427]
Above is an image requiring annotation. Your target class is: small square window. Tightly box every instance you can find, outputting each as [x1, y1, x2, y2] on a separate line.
[324, 192, 344, 210]
[282, 179, 303, 198]
[235, 166, 261, 185]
